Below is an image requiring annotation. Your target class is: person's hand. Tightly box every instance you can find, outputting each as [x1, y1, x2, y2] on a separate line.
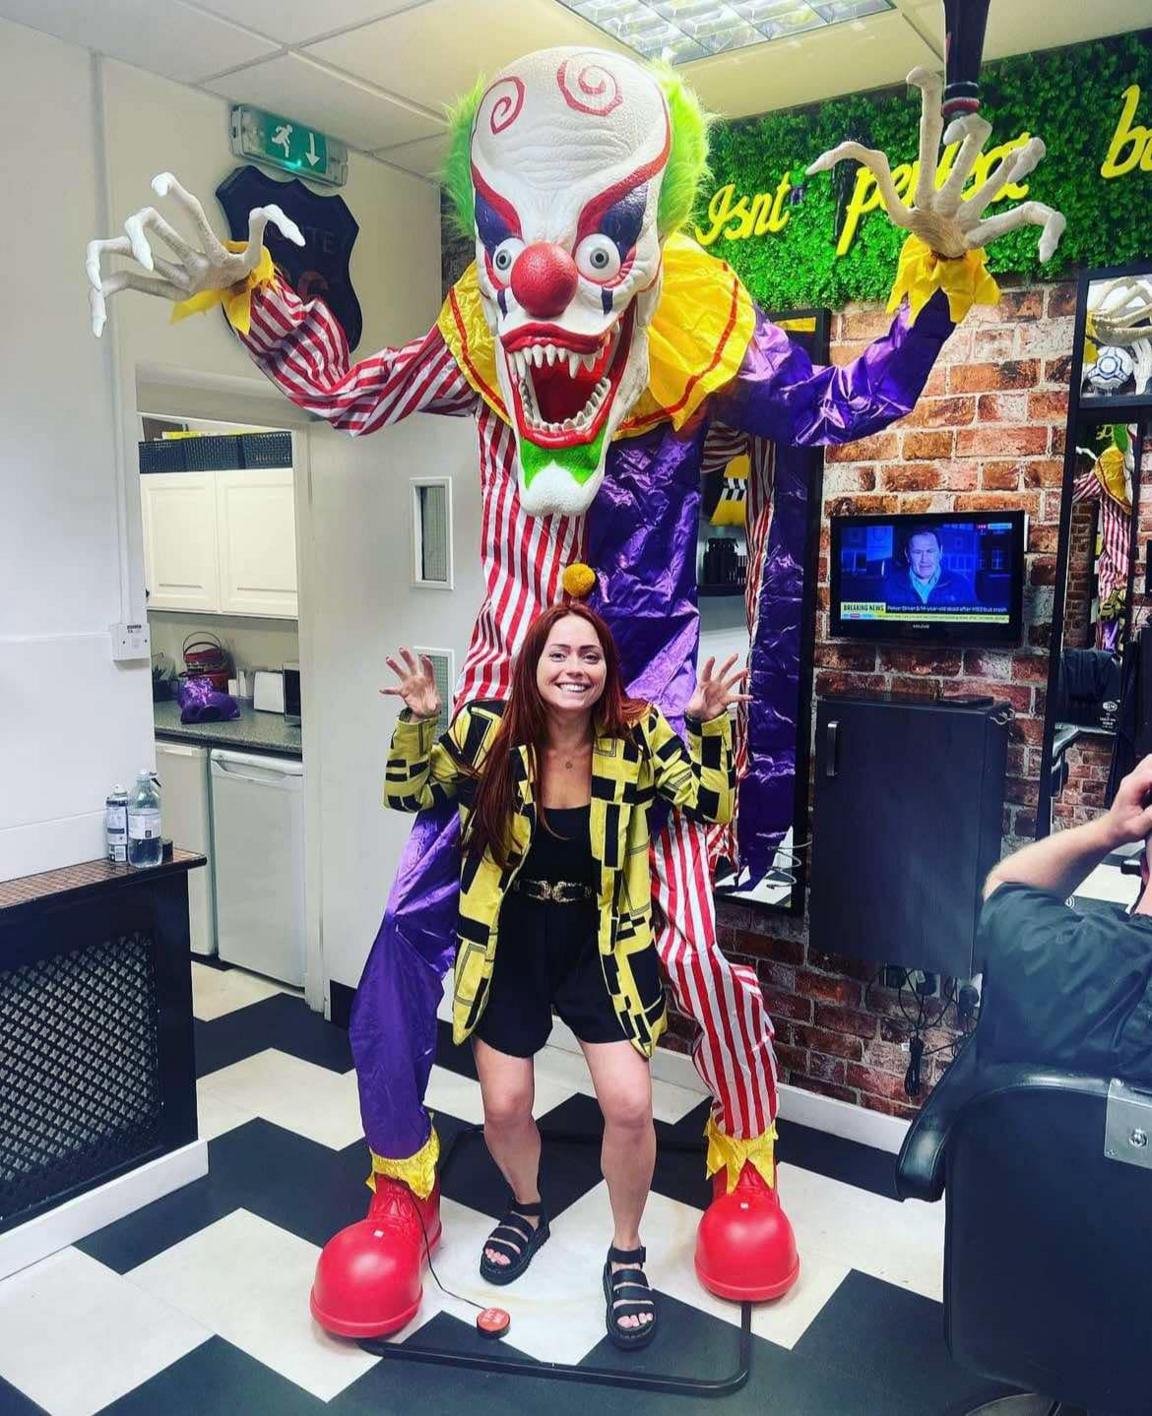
[380, 648, 441, 720]
[1103, 755, 1152, 847]
[685, 655, 750, 721]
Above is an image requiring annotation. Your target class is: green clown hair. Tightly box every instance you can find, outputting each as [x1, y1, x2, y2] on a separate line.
[441, 63, 711, 241]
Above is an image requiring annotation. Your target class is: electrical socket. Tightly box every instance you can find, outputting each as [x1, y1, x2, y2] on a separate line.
[908, 969, 939, 998]
[110, 621, 151, 663]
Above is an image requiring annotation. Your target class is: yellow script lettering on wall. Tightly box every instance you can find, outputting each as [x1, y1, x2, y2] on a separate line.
[835, 133, 1032, 255]
[1101, 85, 1152, 179]
[695, 171, 796, 246]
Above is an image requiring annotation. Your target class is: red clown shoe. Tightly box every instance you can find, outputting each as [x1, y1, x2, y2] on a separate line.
[310, 1176, 442, 1338]
[695, 1160, 799, 1301]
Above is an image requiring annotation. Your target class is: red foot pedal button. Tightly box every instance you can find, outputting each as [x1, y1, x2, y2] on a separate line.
[476, 1307, 511, 1339]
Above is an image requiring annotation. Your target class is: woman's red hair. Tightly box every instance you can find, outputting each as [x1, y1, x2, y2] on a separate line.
[466, 604, 646, 868]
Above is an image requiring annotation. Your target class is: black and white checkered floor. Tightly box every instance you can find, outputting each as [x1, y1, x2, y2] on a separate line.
[0, 963, 1018, 1415]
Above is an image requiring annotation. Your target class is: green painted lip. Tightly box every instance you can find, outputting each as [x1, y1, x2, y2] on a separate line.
[520, 424, 609, 488]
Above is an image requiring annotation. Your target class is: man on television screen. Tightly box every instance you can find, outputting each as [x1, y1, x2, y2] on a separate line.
[883, 527, 975, 608]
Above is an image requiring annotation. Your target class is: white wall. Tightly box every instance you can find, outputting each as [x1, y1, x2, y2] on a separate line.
[0, 23, 154, 879]
[0, 17, 444, 899]
[303, 415, 482, 993]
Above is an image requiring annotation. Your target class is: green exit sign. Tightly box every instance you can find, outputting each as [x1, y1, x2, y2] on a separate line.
[230, 105, 348, 187]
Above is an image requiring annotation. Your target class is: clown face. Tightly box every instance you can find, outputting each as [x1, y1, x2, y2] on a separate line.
[470, 48, 670, 517]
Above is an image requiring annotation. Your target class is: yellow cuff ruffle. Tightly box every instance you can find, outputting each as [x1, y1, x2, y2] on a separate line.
[367, 1127, 440, 1201]
[704, 1115, 777, 1192]
[887, 234, 1000, 325]
[171, 242, 276, 337]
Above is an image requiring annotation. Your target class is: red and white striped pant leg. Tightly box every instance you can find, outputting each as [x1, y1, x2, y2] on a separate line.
[651, 812, 779, 1140]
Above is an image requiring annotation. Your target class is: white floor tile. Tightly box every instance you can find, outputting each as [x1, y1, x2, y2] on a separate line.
[191, 962, 300, 1021]
[551, 1181, 850, 1351]
[776, 1161, 945, 1301]
[195, 1049, 363, 1150]
[195, 1082, 257, 1142]
[127, 1209, 379, 1401]
[0, 1248, 210, 1416]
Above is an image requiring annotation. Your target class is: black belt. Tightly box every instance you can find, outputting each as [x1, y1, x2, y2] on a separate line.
[511, 878, 594, 904]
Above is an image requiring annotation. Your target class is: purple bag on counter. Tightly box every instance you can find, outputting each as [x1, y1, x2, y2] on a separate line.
[178, 676, 241, 724]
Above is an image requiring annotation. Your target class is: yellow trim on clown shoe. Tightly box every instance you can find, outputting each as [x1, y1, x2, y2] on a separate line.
[367, 1126, 440, 1201]
[437, 232, 756, 437]
[704, 1115, 777, 1192]
[170, 243, 276, 337]
[887, 234, 1000, 325]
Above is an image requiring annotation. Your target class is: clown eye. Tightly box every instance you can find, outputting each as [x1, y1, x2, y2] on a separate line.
[491, 237, 523, 280]
[575, 235, 621, 282]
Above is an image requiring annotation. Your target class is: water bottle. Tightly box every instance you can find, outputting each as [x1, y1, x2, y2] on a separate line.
[127, 770, 162, 868]
[105, 785, 128, 864]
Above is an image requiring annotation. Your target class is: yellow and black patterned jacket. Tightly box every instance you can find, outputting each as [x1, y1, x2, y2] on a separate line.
[384, 701, 734, 1056]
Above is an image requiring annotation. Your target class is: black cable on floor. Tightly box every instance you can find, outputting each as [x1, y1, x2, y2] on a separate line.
[359, 1123, 754, 1398]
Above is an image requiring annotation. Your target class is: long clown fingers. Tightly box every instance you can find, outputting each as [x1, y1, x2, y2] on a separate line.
[152, 173, 229, 262]
[86, 235, 133, 338]
[907, 67, 945, 210]
[959, 137, 1046, 229]
[807, 142, 913, 229]
[124, 206, 197, 268]
[237, 204, 305, 275]
[967, 201, 1067, 264]
[936, 113, 993, 217]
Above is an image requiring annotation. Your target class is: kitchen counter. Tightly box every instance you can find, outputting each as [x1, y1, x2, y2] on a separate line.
[154, 699, 302, 758]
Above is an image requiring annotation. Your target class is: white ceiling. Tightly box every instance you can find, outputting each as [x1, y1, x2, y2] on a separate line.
[2, 0, 1147, 183]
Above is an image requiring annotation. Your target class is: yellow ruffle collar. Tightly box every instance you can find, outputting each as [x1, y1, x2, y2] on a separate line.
[437, 232, 757, 437]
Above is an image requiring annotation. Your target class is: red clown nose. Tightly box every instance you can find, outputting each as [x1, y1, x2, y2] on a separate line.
[510, 242, 579, 318]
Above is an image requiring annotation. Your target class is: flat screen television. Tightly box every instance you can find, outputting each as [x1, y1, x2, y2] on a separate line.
[830, 511, 1026, 645]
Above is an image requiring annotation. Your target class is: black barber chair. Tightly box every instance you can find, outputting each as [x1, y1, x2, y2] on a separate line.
[897, 1043, 1152, 1416]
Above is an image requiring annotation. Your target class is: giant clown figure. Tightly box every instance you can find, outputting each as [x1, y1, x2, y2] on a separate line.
[88, 46, 1063, 1337]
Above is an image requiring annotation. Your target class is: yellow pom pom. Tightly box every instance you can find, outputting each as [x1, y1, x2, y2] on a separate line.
[562, 562, 596, 600]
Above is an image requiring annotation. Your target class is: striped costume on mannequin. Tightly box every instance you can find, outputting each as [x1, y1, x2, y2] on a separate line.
[239, 266, 956, 1185]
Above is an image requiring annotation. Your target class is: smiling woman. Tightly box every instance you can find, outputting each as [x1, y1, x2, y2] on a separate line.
[379, 602, 744, 1347]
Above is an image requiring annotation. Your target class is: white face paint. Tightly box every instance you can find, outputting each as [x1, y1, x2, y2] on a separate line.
[470, 48, 670, 517]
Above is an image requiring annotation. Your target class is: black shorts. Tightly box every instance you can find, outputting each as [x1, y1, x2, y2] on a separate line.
[474, 891, 658, 1058]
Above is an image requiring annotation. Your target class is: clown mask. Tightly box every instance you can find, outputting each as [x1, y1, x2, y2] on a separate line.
[465, 49, 672, 517]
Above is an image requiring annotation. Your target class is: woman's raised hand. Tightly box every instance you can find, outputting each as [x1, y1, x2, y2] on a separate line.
[380, 648, 441, 720]
[685, 655, 751, 721]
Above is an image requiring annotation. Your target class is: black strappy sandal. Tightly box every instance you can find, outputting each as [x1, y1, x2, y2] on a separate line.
[478, 1198, 550, 1285]
[603, 1244, 658, 1350]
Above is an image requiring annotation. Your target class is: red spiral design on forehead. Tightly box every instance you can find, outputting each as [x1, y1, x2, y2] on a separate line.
[483, 76, 525, 134]
[557, 56, 623, 116]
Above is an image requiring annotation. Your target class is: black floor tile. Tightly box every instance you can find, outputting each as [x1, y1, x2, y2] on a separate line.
[78, 1120, 371, 1271]
[195, 994, 352, 1078]
[776, 1117, 900, 1199]
[796, 1270, 1016, 1414]
[0, 1375, 48, 1415]
[100, 1338, 326, 1416]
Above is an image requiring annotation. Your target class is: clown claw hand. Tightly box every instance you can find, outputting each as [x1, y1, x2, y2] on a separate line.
[85, 173, 303, 337]
[806, 66, 1066, 264]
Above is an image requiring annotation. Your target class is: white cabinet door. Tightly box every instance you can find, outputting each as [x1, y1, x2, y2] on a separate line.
[141, 472, 221, 613]
[215, 468, 298, 618]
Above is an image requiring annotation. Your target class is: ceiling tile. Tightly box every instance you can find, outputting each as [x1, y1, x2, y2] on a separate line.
[192, 0, 431, 48]
[684, 11, 938, 118]
[0, 0, 278, 83]
[304, 0, 619, 112]
[983, 0, 1152, 60]
[203, 52, 445, 150]
[373, 131, 449, 178]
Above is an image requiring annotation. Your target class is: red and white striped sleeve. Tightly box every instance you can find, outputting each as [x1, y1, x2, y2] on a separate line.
[238, 274, 479, 433]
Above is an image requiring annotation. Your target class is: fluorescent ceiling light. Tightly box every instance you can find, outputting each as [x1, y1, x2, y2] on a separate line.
[557, 0, 895, 64]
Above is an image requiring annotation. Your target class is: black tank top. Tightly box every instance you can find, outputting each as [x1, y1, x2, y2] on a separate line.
[521, 805, 594, 886]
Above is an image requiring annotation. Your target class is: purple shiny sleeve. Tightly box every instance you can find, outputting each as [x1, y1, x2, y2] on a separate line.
[714, 290, 955, 446]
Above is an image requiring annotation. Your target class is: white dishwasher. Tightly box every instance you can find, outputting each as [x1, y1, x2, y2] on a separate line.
[155, 741, 216, 957]
[210, 748, 306, 986]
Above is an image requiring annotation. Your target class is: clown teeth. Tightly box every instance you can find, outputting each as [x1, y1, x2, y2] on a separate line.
[567, 353, 580, 377]
[581, 352, 597, 372]
[544, 344, 557, 366]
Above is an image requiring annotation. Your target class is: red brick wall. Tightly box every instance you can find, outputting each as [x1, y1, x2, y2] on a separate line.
[1053, 736, 1113, 829]
[1063, 501, 1096, 650]
[663, 280, 1078, 1120]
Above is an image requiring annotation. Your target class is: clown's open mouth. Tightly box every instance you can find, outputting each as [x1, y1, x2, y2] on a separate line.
[503, 306, 635, 448]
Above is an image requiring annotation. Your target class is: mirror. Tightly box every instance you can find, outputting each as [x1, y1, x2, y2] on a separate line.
[700, 309, 828, 914]
[1043, 264, 1152, 846]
